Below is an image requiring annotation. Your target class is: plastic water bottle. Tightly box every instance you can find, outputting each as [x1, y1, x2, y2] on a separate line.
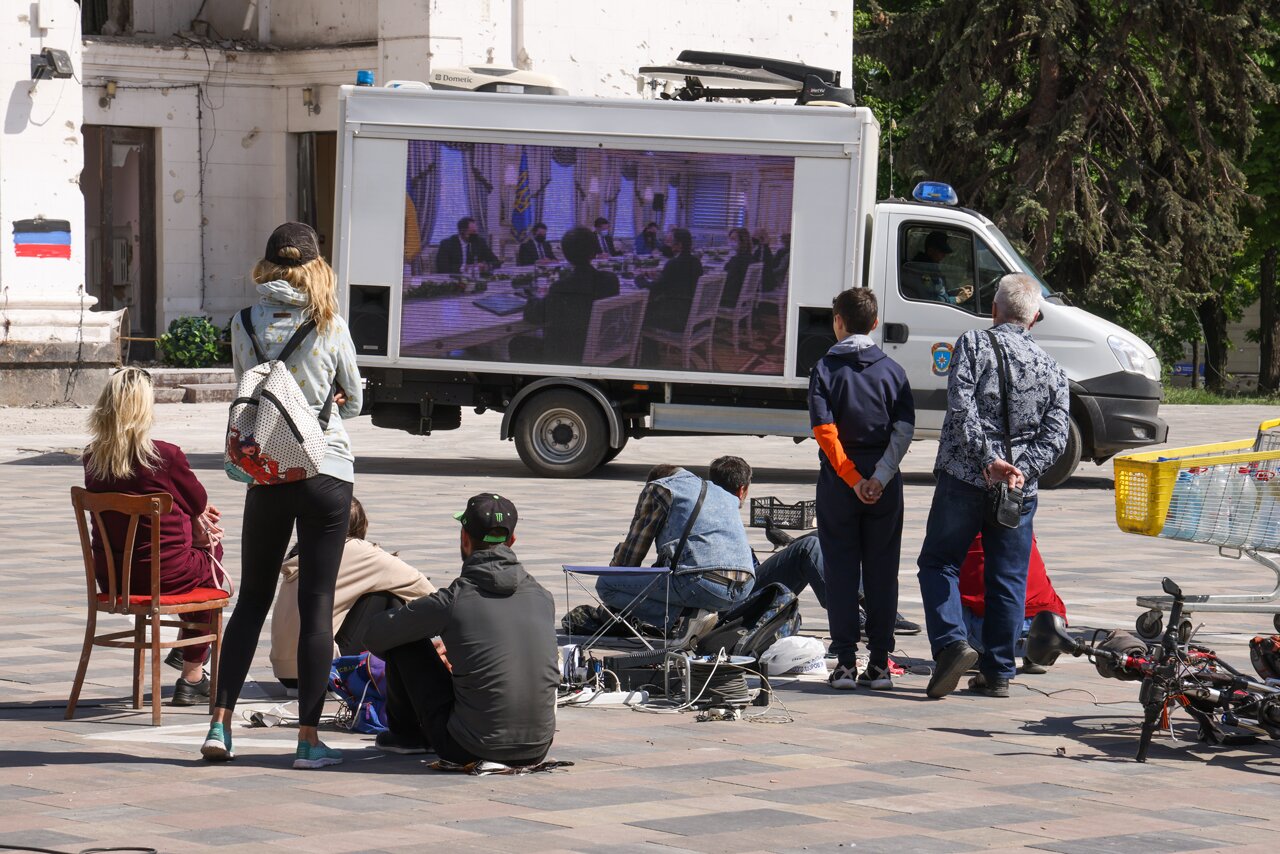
[1162, 467, 1205, 540]
[1196, 465, 1232, 543]
[1222, 467, 1259, 547]
[1251, 470, 1280, 549]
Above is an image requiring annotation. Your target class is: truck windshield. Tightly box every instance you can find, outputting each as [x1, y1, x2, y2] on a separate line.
[984, 224, 1053, 296]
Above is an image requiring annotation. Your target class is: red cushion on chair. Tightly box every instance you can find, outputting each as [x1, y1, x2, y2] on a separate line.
[97, 587, 229, 606]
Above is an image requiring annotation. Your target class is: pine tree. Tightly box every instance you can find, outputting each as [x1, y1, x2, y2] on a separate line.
[859, 1, 1279, 388]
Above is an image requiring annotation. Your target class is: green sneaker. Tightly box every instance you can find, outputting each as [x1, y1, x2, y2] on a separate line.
[293, 740, 344, 770]
[200, 722, 234, 762]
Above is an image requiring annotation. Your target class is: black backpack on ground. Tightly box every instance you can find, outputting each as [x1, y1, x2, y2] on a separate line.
[693, 582, 801, 659]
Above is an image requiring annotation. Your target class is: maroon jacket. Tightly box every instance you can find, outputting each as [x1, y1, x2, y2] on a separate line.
[84, 440, 215, 595]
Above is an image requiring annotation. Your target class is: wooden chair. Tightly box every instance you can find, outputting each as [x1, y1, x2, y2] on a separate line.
[68, 487, 230, 725]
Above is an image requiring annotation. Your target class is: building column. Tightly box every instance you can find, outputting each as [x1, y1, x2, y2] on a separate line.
[0, 0, 118, 405]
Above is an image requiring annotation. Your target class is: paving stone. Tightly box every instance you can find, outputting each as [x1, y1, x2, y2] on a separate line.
[884, 806, 1073, 831]
[1030, 830, 1224, 854]
[628, 808, 826, 836]
[777, 836, 981, 854]
[738, 781, 920, 804]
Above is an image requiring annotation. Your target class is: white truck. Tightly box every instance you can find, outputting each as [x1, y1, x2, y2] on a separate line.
[332, 55, 1167, 487]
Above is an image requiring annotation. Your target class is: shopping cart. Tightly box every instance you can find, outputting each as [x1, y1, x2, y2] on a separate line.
[1113, 418, 1280, 640]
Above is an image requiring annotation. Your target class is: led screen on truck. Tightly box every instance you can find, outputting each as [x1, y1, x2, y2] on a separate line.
[401, 140, 794, 375]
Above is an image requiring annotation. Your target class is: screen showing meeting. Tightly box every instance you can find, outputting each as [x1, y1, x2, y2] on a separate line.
[401, 140, 795, 375]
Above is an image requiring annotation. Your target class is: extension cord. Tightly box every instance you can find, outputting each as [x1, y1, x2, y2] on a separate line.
[564, 687, 649, 706]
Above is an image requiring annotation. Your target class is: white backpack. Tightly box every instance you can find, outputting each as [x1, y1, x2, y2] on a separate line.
[224, 307, 335, 486]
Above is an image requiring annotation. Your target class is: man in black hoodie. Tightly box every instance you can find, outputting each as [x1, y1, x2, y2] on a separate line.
[363, 494, 558, 766]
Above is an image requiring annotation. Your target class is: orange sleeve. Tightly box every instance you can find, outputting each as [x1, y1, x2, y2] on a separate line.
[813, 423, 862, 488]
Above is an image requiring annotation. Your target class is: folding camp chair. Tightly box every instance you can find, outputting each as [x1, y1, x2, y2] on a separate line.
[562, 565, 673, 653]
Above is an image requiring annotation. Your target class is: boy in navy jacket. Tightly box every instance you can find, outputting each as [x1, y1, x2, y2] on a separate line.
[809, 288, 915, 690]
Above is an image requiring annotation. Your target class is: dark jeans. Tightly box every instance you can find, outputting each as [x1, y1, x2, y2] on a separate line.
[816, 462, 903, 665]
[917, 472, 1037, 680]
[754, 534, 826, 608]
[215, 474, 353, 726]
[384, 639, 548, 767]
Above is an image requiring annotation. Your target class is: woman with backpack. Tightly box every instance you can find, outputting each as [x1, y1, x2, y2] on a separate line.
[202, 222, 362, 770]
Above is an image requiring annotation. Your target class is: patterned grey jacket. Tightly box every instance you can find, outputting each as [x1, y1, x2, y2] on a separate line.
[935, 323, 1069, 498]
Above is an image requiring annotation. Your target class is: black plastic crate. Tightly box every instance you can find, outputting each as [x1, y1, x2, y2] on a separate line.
[749, 497, 816, 529]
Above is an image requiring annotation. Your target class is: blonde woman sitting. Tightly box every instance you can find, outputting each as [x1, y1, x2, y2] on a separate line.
[82, 367, 225, 706]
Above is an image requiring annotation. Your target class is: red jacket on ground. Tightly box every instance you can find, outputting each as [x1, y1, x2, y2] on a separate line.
[959, 534, 1066, 620]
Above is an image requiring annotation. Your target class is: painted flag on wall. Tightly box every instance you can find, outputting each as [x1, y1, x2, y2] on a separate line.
[511, 148, 532, 238]
[13, 218, 72, 259]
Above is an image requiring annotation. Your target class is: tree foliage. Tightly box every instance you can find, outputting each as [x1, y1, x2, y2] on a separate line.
[857, 1, 1280, 373]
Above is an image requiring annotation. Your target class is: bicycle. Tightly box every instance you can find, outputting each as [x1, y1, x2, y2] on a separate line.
[1026, 576, 1280, 762]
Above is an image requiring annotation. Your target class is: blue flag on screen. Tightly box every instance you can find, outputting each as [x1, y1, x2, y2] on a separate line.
[512, 148, 532, 238]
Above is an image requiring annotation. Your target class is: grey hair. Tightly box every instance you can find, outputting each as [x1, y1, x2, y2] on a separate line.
[994, 273, 1042, 325]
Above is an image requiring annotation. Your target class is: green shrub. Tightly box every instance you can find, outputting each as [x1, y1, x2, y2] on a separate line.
[158, 316, 222, 368]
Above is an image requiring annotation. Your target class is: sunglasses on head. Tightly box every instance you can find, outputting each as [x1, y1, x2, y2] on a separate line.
[113, 366, 152, 381]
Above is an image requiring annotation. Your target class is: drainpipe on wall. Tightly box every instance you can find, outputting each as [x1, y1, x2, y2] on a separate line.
[511, 0, 529, 69]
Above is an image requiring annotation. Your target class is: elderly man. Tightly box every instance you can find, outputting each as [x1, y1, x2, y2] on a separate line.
[917, 274, 1069, 699]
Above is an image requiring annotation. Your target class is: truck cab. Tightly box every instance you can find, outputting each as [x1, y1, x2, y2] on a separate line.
[871, 196, 1166, 484]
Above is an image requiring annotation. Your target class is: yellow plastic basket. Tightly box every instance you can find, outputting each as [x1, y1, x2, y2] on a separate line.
[1114, 417, 1280, 537]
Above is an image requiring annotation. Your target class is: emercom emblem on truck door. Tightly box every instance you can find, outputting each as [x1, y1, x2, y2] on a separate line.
[931, 342, 953, 375]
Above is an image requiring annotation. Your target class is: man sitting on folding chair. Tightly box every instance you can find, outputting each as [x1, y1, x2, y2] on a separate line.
[595, 462, 756, 636]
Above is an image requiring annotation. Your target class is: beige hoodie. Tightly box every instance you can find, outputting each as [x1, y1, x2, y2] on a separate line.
[269, 538, 435, 680]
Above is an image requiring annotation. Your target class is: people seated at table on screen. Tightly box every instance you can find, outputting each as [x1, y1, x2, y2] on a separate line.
[640, 227, 703, 333]
[634, 221, 663, 256]
[719, 228, 755, 308]
[511, 227, 621, 364]
[516, 222, 558, 265]
[436, 216, 501, 275]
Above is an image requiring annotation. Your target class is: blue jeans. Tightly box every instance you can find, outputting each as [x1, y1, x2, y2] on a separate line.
[754, 535, 826, 608]
[595, 570, 754, 630]
[917, 472, 1037, 680]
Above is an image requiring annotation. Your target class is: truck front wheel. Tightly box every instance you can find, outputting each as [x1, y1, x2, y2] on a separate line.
[514, 389, 609, 478]
[1040, 416, 1083, 489]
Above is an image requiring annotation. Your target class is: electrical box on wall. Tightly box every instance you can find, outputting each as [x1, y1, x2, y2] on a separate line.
[35, 1, 62, 30]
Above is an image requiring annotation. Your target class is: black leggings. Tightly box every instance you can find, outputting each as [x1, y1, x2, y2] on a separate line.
[215, 474, 353, 726]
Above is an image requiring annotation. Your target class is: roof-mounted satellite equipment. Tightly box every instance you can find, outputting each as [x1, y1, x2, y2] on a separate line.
[638, 50, 855, 107]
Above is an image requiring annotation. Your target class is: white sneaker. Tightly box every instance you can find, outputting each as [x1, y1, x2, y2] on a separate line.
[827, 664, 857, 690]
[857, 664, 894, 691]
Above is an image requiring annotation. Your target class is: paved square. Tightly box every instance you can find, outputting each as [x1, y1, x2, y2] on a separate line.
[1, 402, 1278, 853]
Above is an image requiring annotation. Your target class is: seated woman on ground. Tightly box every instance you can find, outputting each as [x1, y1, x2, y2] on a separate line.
[270, 496, 435, 693]
[82, 367, 225, 706]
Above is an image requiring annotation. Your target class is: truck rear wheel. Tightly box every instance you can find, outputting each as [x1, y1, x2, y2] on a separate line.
[601, 433, 629, 465]
[514, 389, 609, 478]
[1040, 416, 1082, 489]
